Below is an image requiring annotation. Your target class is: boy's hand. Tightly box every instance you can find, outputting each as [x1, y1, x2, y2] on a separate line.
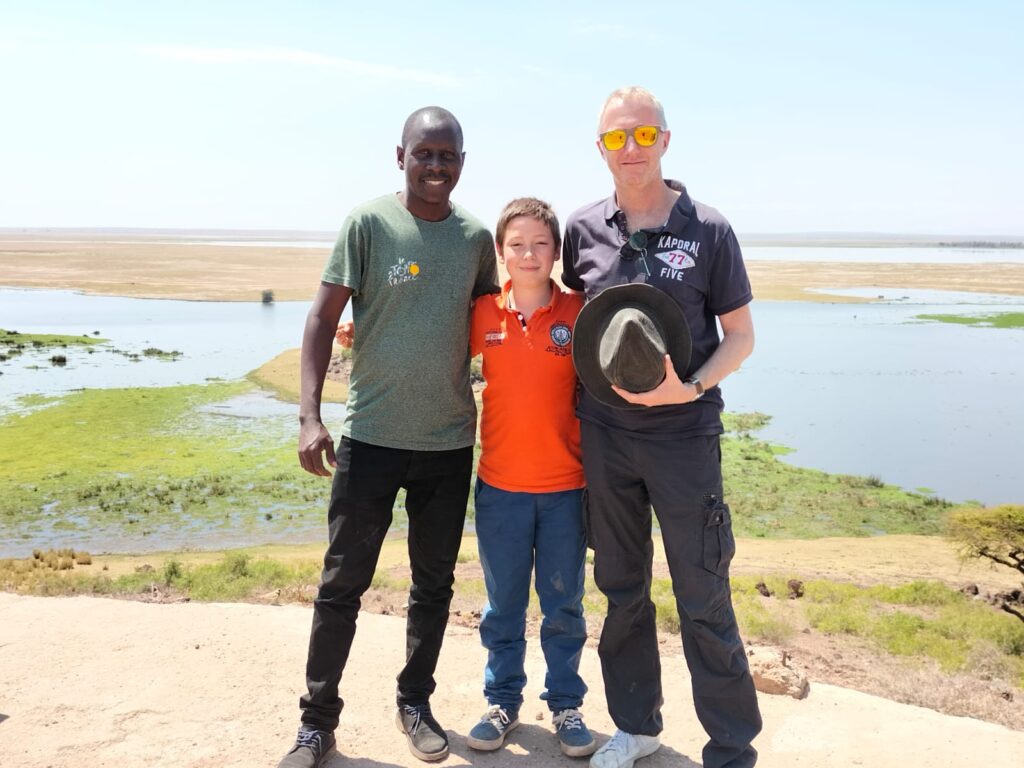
[298, 419, 337, 477]
[335, 321, 354, 349]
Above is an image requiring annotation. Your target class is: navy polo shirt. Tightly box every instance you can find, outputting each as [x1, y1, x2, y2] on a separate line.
[561, 180, 752, 439]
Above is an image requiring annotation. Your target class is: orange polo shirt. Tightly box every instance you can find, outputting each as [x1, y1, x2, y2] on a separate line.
[471, 280, 585, 493]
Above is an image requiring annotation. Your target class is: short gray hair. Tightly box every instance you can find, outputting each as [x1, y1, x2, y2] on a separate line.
[598, 86, 667, 131]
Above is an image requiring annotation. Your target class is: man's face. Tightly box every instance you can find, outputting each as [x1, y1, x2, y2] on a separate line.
[396, 121, 465, 217]
[597, 97, 670, 188]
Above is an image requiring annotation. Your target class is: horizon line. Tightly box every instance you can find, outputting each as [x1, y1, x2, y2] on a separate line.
[1, 227, 1022, 245]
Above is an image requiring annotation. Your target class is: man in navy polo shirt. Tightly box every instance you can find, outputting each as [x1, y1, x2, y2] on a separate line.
[562, 86, 762, 768]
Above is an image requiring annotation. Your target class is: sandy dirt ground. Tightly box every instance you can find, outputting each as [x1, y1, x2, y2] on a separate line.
[730, 534, 1022, 590]
[2, 237, 1023, 301]
[2, 593, 1023, 768]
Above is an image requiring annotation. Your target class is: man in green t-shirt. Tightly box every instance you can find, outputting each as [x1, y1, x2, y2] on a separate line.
[277, 107, 498, 768]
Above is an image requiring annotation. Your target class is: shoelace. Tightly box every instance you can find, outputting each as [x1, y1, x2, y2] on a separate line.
[294, 729, 326, 758]
[483, 704, 511, 730]
[602, 729, 635, 755]
[400, 704, 429, 734]
[553, 708, 584, 731]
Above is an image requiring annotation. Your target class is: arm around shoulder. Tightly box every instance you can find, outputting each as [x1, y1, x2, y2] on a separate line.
[473, 231, 500, 298]
[560, 226, 586, 293]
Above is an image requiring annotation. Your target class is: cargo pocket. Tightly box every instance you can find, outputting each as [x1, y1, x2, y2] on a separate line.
[702, 494, 736, 577]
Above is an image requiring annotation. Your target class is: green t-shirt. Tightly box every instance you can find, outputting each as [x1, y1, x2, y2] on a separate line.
[322, 193, 498, 451]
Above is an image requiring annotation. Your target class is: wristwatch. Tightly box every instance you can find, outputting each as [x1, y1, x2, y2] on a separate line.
[684, 377, 705, 400]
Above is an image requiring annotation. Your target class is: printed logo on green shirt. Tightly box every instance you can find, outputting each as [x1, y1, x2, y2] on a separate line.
[387, 257, 421, 286]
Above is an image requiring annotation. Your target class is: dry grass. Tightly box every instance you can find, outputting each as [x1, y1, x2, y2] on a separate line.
[746, 260, 1024, 301]
[247, 348, 347, 404]
[731, 535, 1022, 591]
[25, 533, 1011, 592]
[3, 236, 1023, 303]
[0, 239, 325, 301]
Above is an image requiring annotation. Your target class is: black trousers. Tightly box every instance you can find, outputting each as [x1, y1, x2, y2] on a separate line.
[581, 422, 762, 768]
[299, 437, 473, 732]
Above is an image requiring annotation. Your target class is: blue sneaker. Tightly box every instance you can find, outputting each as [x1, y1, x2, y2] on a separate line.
[466, 704, 519, 751]
[553, 708, 597, 757]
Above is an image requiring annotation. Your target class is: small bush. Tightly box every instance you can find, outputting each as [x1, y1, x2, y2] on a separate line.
[869, 581, 962, 607]
[225, 552, 251, 578]
[806, 601, 872, 635]
[734, 591, 796, 644]
[163, 559, 184, 586]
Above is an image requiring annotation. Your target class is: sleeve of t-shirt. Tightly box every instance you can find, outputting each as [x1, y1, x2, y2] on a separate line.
[560, 223, 585, 292]
[320, 215, 365, 293]
[708, 226, 753, 316]
[472, 231, 500, 298]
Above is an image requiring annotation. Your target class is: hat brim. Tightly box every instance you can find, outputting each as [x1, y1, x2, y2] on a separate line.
[573, 283, 692, 409]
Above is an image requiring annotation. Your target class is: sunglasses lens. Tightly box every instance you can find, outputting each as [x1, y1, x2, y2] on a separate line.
[602, 130, 627, 151]
[628, 231, 648, 250]
[634, 126, 659, 146]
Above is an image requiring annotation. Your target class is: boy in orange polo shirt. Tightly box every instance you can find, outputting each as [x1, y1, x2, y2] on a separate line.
[465, 198, 594, 758]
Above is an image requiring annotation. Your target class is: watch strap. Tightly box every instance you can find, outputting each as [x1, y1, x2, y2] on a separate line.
[684, 376, 705, 398]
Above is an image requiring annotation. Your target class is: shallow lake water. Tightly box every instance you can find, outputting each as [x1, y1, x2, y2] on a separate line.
[2, 284, 1022, 510]
[725, 293, 1023, 505]
[0, 288, 351, 408]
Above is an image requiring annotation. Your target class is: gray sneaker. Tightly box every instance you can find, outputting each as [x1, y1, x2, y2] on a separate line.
[277, 726, 336, 768]
[395, 703, 449, 762]
[553, 708, 596, 757]
[467, 704, 520, 751]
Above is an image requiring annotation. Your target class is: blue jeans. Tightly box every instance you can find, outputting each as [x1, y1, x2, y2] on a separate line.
[474, 478, 588, 712]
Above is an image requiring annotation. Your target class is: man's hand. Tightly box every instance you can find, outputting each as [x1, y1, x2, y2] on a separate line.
[298, 418, 338, 477]
[335, 321, 354, 349]
[611, 354, 699, 407]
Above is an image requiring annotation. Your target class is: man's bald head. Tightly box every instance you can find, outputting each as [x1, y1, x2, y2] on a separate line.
[401, 107, 464, 149]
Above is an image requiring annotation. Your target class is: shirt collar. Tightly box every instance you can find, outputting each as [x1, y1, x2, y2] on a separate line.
[499, 279, 561, 315]
[602, 179, 694, 237]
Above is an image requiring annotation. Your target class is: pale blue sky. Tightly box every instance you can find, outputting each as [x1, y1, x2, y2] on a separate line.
[1, 1, 1021, 235]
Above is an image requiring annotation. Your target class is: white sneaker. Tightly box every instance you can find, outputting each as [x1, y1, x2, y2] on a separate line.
[590, 729, 661, 768]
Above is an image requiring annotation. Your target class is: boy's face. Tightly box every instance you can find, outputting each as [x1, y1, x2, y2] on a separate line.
[396, 121, 464, 220]
[498, 216, 558, 290]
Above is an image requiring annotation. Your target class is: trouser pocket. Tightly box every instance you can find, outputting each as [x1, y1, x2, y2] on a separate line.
[702, 494, 736, 577]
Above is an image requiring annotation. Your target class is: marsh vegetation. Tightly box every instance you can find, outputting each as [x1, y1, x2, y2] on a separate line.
[0, 383, 962, 555]
[916, 312, 1024, 329]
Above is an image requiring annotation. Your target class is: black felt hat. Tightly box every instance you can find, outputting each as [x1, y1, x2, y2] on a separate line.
[572, 283, 692, 409]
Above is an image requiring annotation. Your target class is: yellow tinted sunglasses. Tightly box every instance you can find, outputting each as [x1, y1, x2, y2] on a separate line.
[599, 125, 664, 151]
